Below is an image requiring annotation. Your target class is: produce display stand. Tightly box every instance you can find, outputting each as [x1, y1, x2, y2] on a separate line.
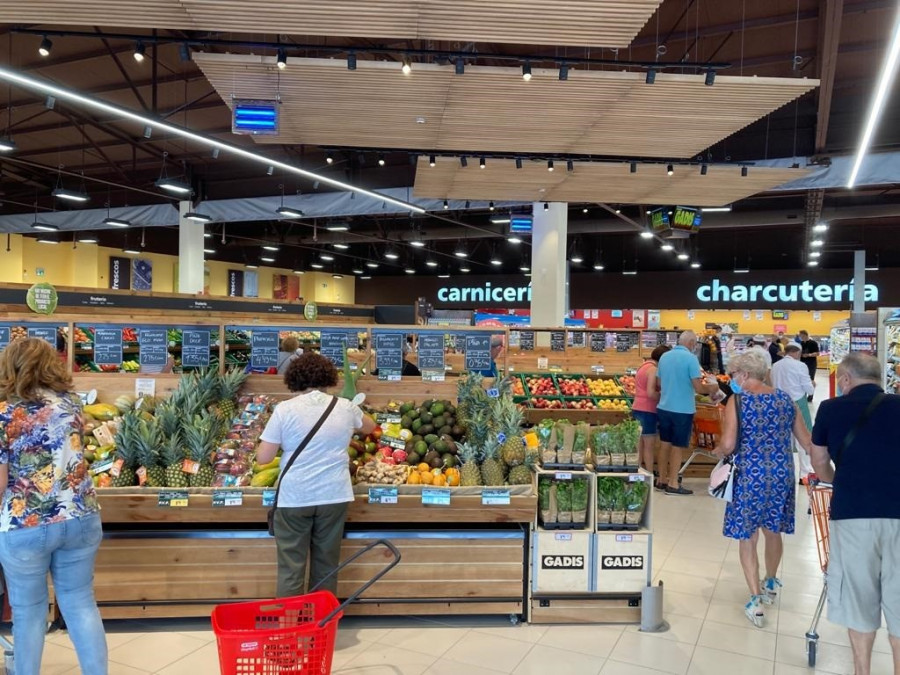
[506, 327, 644, 375]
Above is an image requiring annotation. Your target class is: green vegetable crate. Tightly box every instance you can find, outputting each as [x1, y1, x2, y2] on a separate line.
[536, 468, 592, 530]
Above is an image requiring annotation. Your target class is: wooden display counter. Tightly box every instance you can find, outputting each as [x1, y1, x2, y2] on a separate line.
[94, 488, 535, 621]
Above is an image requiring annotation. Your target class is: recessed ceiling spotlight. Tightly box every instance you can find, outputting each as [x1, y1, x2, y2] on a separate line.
[583, 208, 589, 214]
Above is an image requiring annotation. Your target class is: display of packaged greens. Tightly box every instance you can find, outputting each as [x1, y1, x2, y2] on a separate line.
[608, 423, 627, 466]
[621, 419, 642, 467]
[572, 422, 589, 465]
[609, 479, 627, 524]
[556, 480, 573, 523]
[537, 418, 557, 464]
[625, 478, 649, 525]
[555, 420, 574, 464]
[596, 476, 619, 525]
[572, 476, 589, 525]
[591, 425, 612, 468]
[538, 475, 554, 524]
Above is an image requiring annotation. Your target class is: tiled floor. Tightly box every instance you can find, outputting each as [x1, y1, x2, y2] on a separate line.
[23, 375, 896, 674]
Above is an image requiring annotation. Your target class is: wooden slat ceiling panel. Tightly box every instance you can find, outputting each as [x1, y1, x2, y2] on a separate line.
[193, 55, 819, 159]
[413, 158, 812, 208]
[0, 0, 662, 48]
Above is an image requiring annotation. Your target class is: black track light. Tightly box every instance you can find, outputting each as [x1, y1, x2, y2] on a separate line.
[700, 163, 709, 176]
[543, 202, 549, 211]
[465, 200, 470, 208]
[741, 166, 749, 177]
[646, 68, 656, 84]
[443, 200, 449, 210]
[522, 63, 532, 81]
[402, 57, 412, 75]
[705, 69, 716, 86]
[325, 152, 334, 164]
[630, 161, 637, 173]
[455, 58, 465, 75]
[547, 160, 555, 172]
[38, 36, 52, 57]
[566, 159, 574, 172]
[133, 41, 146, 63]
[559, 63, 569, 81]
[667, 164, 674, 176]
[429, 155, 436, 167]
[515, 158, 523, 169]
[479, 156, 486, 169]
[489, 201, 495, 211]
[377, 153, 385, 167]
[347, 52, 357, 70]
[276, 48, 287, 70]
[460, 156, 468, 168]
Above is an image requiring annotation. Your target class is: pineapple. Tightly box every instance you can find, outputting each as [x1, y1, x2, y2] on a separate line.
[480, 438, 506, 486]
[493, 395, 525, 467]
[214, 368, 248, 420]
[195, 367, 221, 410]
[508, 454, 535, 486]
[161, 431, 189, 488]
[183, 411, 219, 488]
[458, 442, 483, 487]
[135, 418, 166, 487]
[111, 410, 141, 487]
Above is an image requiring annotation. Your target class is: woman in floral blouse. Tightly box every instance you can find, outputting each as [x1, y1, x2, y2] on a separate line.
[0, 338, 106, 675]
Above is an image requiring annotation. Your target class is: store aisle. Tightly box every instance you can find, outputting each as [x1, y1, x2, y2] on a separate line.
[36, 374, 887, 675]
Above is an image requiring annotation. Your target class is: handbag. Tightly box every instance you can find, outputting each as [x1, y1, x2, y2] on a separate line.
[708, 394, 741, 502]
[267, 396, 338, 536]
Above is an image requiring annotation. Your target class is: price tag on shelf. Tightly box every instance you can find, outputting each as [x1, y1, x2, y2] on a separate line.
[537, 357, 549, 369]
[487, 388, 500, 398]
[212, 490, 243, 507]
[591, 365, 606, 374]
[629, 474, 647, 482]
[90, 459, 114, 476]
[421, 487, 451, 506]
[481, 488, 510, 506]
[555, 472, 573, 481]
[616, 534, 634, 543]
[422, 371, 445, 382]
[135, 378, 156, 399]
[381, 436, 406, 450]
[554, 532, 572, 542]
[158, 490, 189, 508]
[368, 487, 399, 504]
[262, 489, 276, 507]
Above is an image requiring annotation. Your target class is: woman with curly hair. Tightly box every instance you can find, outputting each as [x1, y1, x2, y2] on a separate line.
[256, 352, 375, 597]
[0, 338, 106, 675]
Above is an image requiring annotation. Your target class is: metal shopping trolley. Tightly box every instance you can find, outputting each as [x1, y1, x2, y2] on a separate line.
[212, 539, 401, 675]
[804, 479, 833, 668]
[677, 403, 724, 483]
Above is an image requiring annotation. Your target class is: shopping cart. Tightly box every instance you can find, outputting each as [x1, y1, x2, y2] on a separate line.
[212, 539, 401, 675]
[804, 479, 833, 668]
[677, 403, 724, 483]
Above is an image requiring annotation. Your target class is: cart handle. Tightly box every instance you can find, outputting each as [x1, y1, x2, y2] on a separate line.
[310, 538, 401, 627]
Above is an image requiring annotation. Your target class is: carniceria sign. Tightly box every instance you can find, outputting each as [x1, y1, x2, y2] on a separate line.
[696, 279, 879, 304]
[437, 281, 532, 303]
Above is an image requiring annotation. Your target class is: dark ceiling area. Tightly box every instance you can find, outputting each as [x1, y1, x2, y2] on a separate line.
[0, 0, 897, 276]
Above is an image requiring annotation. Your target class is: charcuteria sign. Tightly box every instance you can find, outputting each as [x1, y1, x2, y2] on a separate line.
[438, 282, 532, 303]
[696, 279, 879, 304]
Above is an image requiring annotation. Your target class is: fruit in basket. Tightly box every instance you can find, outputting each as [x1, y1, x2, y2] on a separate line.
[136, 418, 166, 488]
[84, 403, 119, 421]
[493, 396, 525, 466]
[511, 378, 525, 396]
[598, 399, 630, 411]
[480, 438, 506, 486]
[531, 398, 563, 409]
[588, 378, 624, 397]
[557, 377, 591, 397]
[184, 411, 220, 487]
[526, 376, 557, 396]
[111, 411, 141, 487]
[214, 368, 249, 419]
[114, 395, 137, 414]
[618, 375, 636, 397]
[566, 399, 597, 410]
[507, 454, 535, 486]
[458, 442, 484, 486]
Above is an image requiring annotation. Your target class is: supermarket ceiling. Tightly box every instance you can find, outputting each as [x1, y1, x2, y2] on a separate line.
[0, 0, 899, 275]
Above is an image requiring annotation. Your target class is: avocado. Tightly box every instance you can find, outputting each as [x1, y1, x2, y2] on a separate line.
[411, 435, 423, 444]
[433, 440, 448, 454]
[442, 453, 457, 468]
[424, 449, 440, 464]
[400, 415, 412, 429]
[399, 402, 413, 415]
[429, 454, 443, 469]
[412, 418, 423, 433]
[451, 425, 463, 438]
[419, 412, 433, 425]
[422, 399, 435, 410]
[438, 425, 452, 437]
[415, 440, 428, 455]
[407, 452, 421, 465]
[408, 408, 420, 420]
[423, 433, 439, 446]
[446, 416, 456, 427]
[430, 402, 445, 416]
[419, 424, 435, 436]
[432, 415, 446, 429]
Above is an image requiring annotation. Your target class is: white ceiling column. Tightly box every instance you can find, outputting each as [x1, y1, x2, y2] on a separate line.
[531, 202, 568, 343]
[178, 201, 205, 294]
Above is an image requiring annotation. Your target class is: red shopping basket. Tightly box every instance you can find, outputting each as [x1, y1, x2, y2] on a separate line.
[213, 539, 400, 675]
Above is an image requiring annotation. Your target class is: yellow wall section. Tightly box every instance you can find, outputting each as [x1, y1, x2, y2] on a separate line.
[0, 234, 23, 283]
[659, 309, 850, 336]
[21, 237, 72, 286]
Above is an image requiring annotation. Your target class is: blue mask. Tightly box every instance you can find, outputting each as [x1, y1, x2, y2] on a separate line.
[730, 377, 742, 394]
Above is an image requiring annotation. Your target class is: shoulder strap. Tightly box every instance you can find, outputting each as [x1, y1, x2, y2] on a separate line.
[274, 396, 339, 506]
[834, 393, 887, 469]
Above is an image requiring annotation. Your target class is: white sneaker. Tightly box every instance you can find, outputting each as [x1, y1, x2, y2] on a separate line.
[745, 595, 765, 628]
[763, 576, 783, 600]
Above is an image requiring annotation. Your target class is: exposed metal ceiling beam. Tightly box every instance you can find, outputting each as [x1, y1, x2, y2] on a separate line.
[815, 0, 845, 152]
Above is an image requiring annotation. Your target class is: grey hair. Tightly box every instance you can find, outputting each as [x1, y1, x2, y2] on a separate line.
[838, 353, 882, 382]
[729, 350, 770, 381]
[784, 344, 801, 355]
[678, 330, 697, 346]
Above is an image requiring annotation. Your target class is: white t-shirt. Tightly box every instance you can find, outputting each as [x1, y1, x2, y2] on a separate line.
[260, 391, 364, 508]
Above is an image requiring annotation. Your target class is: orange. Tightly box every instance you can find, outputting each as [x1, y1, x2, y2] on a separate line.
[407, 472, 422, 485]
[433, 474, 447, 487]
[445, 468, 460, 481]
[417, 462, 430, 473]
[419, 471, 434, 485]
[446, 472, 460, 487]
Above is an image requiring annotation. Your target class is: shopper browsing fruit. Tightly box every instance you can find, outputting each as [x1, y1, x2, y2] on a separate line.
[713, 350, 812, 629]
[256, 353, 376, 597]
[0, 338, 107, 675]
[655, 331, 720, 495]
[808, 354, 900, 675]
[631, 345, 671, 477]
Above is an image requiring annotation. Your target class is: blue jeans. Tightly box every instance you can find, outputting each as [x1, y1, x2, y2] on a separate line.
[0, 513, 107, 675]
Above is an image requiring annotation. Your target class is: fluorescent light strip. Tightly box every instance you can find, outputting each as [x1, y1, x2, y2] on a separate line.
[0, 66, 425, 215]
[848, 10, 900, 188]
[700, 206, 732, 213]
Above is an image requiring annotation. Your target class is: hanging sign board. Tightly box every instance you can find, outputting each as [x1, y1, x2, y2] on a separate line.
[93, 328, 123, 366]
[27, 326, 57, 344]
[320, 331, 348, 368]
[519, 331, 535, 351]
[550, 331, 566, 352]
[417, 333, 445, 381]
[590, 332, 607, 353]
[139, 329, 168, 366]
[0, 327, 9, 351]
[464, 334, 492, 372]
[375, 332, 403, 381]
[181, 329, 211, 367]
[250, 331, 279, 369]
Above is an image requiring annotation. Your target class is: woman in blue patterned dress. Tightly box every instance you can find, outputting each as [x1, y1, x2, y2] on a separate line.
[714, 350, 813, 628]
[0, 338, 107, 674]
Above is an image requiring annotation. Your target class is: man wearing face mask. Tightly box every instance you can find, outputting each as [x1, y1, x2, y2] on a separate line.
[809, 354, 900, 675]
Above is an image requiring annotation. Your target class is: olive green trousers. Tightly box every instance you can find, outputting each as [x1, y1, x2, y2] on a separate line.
[274, 502, 349, 597]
